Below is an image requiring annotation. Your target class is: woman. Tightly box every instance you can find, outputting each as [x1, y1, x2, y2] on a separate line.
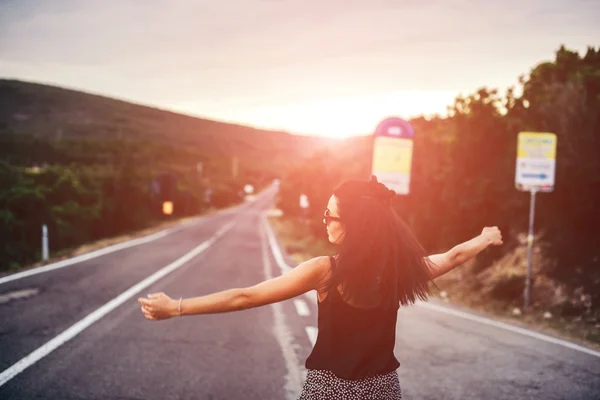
[139, 176, 503, 399]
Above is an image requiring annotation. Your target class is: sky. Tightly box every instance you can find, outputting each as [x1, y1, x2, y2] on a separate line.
[1, 0, 599, 138]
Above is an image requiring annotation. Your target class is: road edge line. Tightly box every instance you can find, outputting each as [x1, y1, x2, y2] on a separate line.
[414, 301, 600, 358]
[259, 216, 303, 399]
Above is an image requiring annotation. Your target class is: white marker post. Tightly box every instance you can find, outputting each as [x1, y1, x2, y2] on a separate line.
[299, 194, 309, 225]
[515, 132, 557, 312]
[371, 117, 415, 195]
[42, 224, 49, 262]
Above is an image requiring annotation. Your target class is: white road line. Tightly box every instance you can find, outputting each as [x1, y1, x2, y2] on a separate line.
[293, 300, 311, 317]
[261, 212, 318, 353]
[304, 290, 318, 303]
[262, 215, 291, 274]
[0, 288, 39, 305]
[261, 213, 600, 359]
[0, 221, 235, 388]
[415, 301, 600, 358]
[0, 229, 172, 286]
[259, 218, 303, 399]
[305, 327, 318, 347]
[261, 215, 317, 304]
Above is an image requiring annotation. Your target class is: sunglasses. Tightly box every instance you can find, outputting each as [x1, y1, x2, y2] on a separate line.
[323, 209, 342, 225]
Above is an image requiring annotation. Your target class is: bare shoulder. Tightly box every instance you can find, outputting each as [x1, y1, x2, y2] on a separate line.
[291, 256, 330, 287]
[307, 256, 333, 291]
[299, 255, 331, 275]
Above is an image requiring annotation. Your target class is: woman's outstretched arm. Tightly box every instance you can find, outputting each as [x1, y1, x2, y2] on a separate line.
[426, 226, 503, 280]
[138, 256, 330, 320]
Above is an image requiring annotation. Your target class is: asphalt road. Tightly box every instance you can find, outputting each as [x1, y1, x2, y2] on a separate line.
[0, 185, 599, 399]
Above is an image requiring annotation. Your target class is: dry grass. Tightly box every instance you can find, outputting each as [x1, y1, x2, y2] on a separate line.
[434, 248, 600, 350]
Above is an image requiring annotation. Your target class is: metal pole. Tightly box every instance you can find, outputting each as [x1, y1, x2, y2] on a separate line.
[524, 189, 536, 312]
[42, 224, 49, 262]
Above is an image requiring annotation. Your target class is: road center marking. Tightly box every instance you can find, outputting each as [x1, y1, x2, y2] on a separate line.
[305, 327, 318, 347]
[293, 299, 310, 317]
[0, 288, 39, 305]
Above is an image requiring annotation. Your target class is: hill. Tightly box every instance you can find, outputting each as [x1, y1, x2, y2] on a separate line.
[0, 79, 332, 270]
[0, 79, 329, 173]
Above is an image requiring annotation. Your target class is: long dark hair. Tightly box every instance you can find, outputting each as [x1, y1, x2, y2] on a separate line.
[322, 176, 434, 309]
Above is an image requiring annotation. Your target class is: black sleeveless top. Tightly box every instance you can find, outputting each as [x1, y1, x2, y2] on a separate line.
[304, 257, 401, 380]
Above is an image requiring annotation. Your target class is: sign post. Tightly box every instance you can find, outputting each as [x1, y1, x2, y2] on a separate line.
[515, 132, 557, 312]
[371, 117, 415, 195]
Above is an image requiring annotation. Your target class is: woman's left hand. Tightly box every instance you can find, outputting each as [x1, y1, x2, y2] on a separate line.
[138, 292, 177, 320]
[481, 226, 503, 246]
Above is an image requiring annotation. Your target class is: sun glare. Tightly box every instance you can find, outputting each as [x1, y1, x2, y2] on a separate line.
[293, 91, 457, 138]
[178, 91, 459, 139]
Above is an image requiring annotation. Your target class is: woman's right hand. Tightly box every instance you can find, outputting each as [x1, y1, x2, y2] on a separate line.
[138, 292, 178, 321]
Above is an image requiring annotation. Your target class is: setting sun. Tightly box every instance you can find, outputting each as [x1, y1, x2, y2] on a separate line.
[175, 90, 459, 139]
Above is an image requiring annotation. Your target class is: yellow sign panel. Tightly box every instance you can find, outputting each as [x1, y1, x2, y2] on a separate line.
[371, 137, 413, 173]
[515, 132, 557, 192]
[517, 132, 557, 159]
